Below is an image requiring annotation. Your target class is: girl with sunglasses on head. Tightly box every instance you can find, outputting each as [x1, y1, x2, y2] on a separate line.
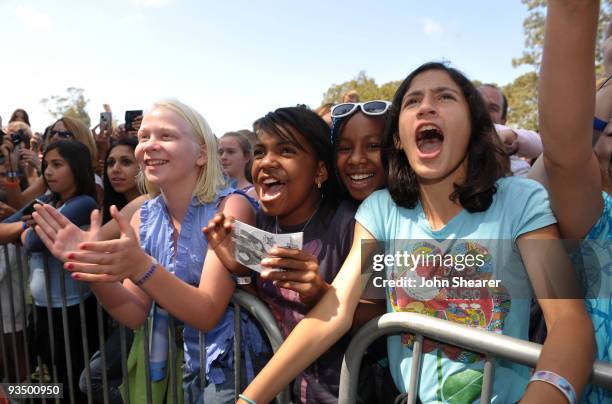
[236, 63, 594, 404]
[527, 2, 610, 402]
[32, 99, 266, 403]
[330, 100, 390, 203]
[23, 140, 100, 402]
[206, 106, 371, 403]
[219, 131, 257, 200]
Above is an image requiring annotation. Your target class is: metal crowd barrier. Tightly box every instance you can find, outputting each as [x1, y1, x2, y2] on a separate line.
[338, 312, 612, 403]
[0, 244, 290, 404]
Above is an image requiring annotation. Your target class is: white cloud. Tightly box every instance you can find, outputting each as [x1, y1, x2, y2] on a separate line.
[14, 6, 51, 33]
[131, 0, 175, 7]
[422, 18, 443, 36]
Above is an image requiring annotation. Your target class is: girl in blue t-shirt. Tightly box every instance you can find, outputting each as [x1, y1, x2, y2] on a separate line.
[23, 140, 99, 402]
[32, 99, 264, 403]
[528, 2, 610, 402]
[238, 63, 595, 404]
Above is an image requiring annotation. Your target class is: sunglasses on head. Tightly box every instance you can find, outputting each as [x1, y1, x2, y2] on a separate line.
[330, 100, 391, 119]
[50, 130, 74, 139]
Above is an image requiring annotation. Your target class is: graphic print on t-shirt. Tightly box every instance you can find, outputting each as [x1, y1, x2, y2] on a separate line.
[388, 241, 511, 362]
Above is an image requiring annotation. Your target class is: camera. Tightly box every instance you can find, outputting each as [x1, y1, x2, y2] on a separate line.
[11, 129, 29, 147]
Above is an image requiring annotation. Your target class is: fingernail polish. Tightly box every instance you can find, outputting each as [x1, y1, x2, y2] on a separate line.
[67, 253, 74, 259]
[66, 263, 73, 269]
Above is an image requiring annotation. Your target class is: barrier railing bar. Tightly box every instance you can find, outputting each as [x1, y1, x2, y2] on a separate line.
[96, 302, 110, 404]
[30, 296, 47, 404]
[340, 312, 612, 403]
[42, 255, 60, 390]
[14, 245, 31, 389]
[168, 315, 178, 404]
[119, 324, 130, 404]
[0, 285, 8, 381]
[234, 303, 242, 402]
[58, 260, 75, 404]
[78, 285, 92, 404]
[3, 245, 20, 383]
[406, 334, 423, 404]
[142, 317, 153, 404]
[230, 289, 290, 404]
[480, 355, 495, 403]
[198, 331, 206, 397]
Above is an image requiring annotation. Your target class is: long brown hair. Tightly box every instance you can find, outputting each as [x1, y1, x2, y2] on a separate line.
[384, 62, 508, 213]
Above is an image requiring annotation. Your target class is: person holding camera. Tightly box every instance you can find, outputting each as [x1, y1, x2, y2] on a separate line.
[0, 122, 37, 209]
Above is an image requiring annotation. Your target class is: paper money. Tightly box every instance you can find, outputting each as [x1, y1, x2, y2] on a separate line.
[232, 220, 303, 273]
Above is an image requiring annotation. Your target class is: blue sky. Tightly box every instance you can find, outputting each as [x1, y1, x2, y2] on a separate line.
[1, 0, 533, 135]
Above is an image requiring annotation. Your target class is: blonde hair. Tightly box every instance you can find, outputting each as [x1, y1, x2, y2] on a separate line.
[141, 99, 226, 204]
[56, 117, 98, 170]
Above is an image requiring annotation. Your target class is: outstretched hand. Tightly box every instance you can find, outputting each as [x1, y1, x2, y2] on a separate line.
[61, 205, 152, 283]
[202, 212, 245, 275]
[33, 203, 101, 262]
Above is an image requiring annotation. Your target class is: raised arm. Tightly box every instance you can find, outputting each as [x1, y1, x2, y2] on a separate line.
[538, 0, 602, 239]
[239, 223, 376, 404]
[517, 225, 594, 403]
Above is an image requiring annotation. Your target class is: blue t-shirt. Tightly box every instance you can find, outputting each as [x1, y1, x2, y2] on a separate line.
[25, 194, 97, 307]
[580, 192, 611, 403]
[355, 177, 556, 404]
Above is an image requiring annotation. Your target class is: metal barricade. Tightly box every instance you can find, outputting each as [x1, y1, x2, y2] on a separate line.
[338, 312, 612, 403]
[0, 244, 290, 404]
[230, 289, 291, 404]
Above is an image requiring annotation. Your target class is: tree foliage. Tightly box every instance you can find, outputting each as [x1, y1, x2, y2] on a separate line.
[503, 72, 539, 130]
[513, 0, 612, 70]
[41, 87, 91, 127]
[321, 71, 401, 104]
[505, 1, 612, 130]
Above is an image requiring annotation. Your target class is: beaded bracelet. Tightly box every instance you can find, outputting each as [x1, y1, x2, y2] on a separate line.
[528, 370, 577, 404]
[134, 257, 158, 286]
[238, 394, 257, 404]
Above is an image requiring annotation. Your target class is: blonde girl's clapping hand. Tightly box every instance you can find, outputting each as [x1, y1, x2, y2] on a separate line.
[60, 205, 152, 283]
[33, 203, 101, 262]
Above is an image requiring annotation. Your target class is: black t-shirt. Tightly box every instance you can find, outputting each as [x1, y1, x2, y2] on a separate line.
[256, 200, 357, 404]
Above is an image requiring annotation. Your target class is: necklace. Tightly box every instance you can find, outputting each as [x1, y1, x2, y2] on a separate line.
[275, 200, 322, 234]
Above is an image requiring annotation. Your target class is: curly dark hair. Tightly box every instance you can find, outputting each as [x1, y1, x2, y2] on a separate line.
[253, 107, 341, 225]
[384, 62, 508, 213]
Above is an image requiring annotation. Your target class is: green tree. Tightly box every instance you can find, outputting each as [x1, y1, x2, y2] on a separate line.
[513, 0, 612, 71]
[506, 1, 611, 130]
[503, 72, 539, 131]
[321, 71, 400, 104]
[41, 87, 91, 127]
